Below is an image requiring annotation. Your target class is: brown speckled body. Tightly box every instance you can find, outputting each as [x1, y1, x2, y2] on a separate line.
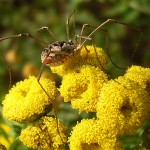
[41, 40, 77, 66]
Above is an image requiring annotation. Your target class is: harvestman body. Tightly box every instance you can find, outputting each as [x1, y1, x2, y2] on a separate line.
[41, 40, 77, 66]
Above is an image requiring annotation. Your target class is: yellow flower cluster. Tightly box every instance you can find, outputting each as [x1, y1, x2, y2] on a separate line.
[20, 116, 67, 150]
[2, 76, 67, 149]
[3, 76, 57, 123]
[97, 76, 150, 135]
[68, 65, 150, 150]
[59, 65, 108, 112]
[124, 65, 150, 89]
[69, 119, 123, 150]
[69, 119, 101, 150]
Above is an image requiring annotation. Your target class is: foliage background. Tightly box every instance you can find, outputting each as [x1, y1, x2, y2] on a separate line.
[0, 0, 150, 149]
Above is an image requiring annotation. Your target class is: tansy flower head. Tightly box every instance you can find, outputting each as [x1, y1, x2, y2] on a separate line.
[69, 119, 123, 150]
[97, 76, 150, 135]
[50, 45, 108, 76]
[59, 65, 108, 112]
[124, 65, 150, 90]
[19, 116, 67, 150]
[3, 76, 57, 123]
[69, 119, 101, 150]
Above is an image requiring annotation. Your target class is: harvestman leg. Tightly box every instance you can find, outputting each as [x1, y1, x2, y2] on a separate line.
[37, 26, 58, 41]
[0, 50, 12, 90]
[36, 27, 68, 143]
[36, 26, 57, 80]
[66, 10, 92, 43]
[0, 33, 47, 88]
[75, 23, 108, 70]
[80, 19, 142, 46]
[78, 19, 143, 69]
[79, 23, 127, 69]
[0, 33, 47, 45]
[0, 33, 52, 104]
[0, 33, 47, 81]
[36, 29, 67, 143]
[66, 9, 76, 41]
[37, 62, 65, 143]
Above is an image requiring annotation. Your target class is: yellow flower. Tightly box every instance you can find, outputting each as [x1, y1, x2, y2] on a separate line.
[124, 65, 150, 89]
[50, 45, 108, 76]
[59, 65, 108, 112]
[69, 119, 123, 150]
[69, 119, 101, 150]
[19, 116, 67, 150]
[97, 76, 150, 135]
[3, 76, 57, 123]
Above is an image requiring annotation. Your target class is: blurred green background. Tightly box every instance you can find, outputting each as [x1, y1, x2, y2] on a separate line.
[0, 0, 150, 149]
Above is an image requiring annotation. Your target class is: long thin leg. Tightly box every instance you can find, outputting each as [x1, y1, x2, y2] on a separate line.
[80, 24, 94, 43]
[78, 19, 143, 68]
[66, 10, 76, 41]
[76, 24, 108, 68]
[75, 34, 92, 41]
[0, 50, 12, 90]
[0, 33, 47, 90]
[0, 33, 47, 46]
[129, 30, 143, 66]
[37, 62, 65, 144]
[80, 19, 142, 48]
[76, 23, 129, 69]
[103, 28, 128, 69]
[37, 46, 65, 143]
[37, 26, 58, 41]
[76, 23, 107, 46]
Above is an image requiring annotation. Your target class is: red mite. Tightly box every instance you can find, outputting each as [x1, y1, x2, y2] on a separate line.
[41, 40, 78, 66]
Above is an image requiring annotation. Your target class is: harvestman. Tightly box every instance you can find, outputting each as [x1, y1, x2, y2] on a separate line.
[0, 10, 142, 144]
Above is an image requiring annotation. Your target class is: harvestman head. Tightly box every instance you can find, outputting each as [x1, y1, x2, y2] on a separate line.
[0, 10, 143, 145]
